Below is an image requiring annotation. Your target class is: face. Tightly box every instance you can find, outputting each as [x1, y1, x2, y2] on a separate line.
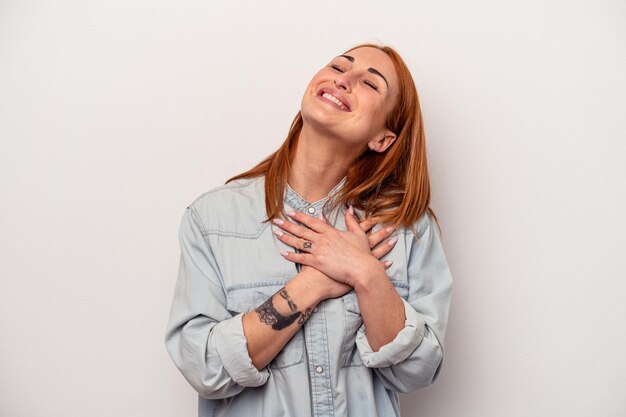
[300, 47, 399, 151]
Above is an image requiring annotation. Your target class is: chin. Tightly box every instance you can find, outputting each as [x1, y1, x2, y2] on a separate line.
[302, 98, 342, 123]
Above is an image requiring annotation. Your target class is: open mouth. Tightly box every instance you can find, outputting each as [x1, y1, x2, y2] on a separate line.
[317, 89, 351, 111]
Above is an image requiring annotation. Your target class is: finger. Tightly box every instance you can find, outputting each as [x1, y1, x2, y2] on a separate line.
[280, 250, 314, 266]
[285, 210, 330, 234]
[371, 236, 399, 259]
[382, 259, 394, 269]
[358, 218, 377, 233]
[318, 212, 327, 224]
[273, 228, 315, 252]
[345, 205, 364, 235]
[301, 240, 314, 252]
[368, 225, 396, 249]
[273, 217, 318, 242]
[359, 215, 386, 233]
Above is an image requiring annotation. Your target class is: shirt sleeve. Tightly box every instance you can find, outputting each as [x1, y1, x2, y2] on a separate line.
[164, 206, 269, 400]
[355, 213, 453, 393]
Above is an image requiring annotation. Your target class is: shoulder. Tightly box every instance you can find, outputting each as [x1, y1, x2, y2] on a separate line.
[186, 176, 268, 238]
[398, 210, 433, 240]
[189, 176, 265, 211]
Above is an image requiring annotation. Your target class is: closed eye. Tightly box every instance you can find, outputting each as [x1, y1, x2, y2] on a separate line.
[331, 63, 378, 91]
[364, 80, 378, 91]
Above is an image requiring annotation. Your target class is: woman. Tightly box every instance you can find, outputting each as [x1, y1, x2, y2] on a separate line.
[165, 43, 453, 417]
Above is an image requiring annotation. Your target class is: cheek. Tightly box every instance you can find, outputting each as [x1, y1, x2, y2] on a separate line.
[308, 70, 326, 86]
[366, 100, 388, 123]
[302, 72, 327, 100]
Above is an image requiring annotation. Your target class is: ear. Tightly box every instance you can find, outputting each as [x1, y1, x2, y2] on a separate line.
[367, 129, 397, 153]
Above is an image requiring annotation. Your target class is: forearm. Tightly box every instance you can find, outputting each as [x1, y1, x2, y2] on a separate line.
[353, 258, 406, 352]
[242, 268, 325, 370]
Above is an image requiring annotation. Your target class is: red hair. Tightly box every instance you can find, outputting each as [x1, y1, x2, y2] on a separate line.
[227, 43, 439, 233]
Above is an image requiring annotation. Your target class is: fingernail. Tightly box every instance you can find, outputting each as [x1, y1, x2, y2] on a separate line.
[348, 205, 354, 215]
[386, 226, 396, 233]
[273, 228, 283, 237]
[388, 236, 398, 246]
[273, 218, 284, 225]
[384, 260, 394, 267]
[286, 211, 296, 217]
[280, 251, 289, 257]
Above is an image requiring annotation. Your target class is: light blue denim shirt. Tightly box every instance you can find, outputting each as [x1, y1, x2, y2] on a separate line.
[165, 176, 453, 417]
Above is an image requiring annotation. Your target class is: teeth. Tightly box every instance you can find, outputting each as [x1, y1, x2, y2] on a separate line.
[322, 92, 347, 110]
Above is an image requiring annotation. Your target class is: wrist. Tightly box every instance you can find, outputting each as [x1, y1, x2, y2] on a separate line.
[351, 256, 387, 293]
[294, 267, 329, 304]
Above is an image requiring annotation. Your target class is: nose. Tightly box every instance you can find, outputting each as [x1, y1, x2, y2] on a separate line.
[334, 73, 351, 92]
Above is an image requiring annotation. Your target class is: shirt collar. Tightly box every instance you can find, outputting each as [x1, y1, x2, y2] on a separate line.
[284, 176, 346, 216]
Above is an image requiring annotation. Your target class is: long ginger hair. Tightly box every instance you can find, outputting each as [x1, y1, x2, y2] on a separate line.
[226, 43, 439, 233]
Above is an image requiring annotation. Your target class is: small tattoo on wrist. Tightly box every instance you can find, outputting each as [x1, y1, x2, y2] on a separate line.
[297, 308, 312, 326]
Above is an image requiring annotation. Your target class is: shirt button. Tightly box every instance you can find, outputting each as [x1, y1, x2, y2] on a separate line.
[315, 366, 324, 374]
[307, 207, 315, 214]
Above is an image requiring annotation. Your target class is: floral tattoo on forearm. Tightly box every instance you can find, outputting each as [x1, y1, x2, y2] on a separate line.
[256, 288, 311, 331]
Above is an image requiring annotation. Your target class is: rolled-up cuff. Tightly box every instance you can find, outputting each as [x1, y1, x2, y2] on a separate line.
[356, 298, 426, 368]
[213, 313, 270, 387]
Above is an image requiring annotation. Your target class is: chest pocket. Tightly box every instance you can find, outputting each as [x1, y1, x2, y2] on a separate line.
[340, 283, 410, 367]
[226, 284, 305, 369]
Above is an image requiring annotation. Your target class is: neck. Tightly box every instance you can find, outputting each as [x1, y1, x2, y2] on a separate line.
[288, 123, 364, 203]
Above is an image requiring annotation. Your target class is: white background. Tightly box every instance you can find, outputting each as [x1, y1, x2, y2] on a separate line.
[1, 1, 625, 416]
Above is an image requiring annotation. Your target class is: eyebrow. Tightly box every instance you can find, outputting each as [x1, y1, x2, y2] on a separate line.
[338, 54, 389, 89]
